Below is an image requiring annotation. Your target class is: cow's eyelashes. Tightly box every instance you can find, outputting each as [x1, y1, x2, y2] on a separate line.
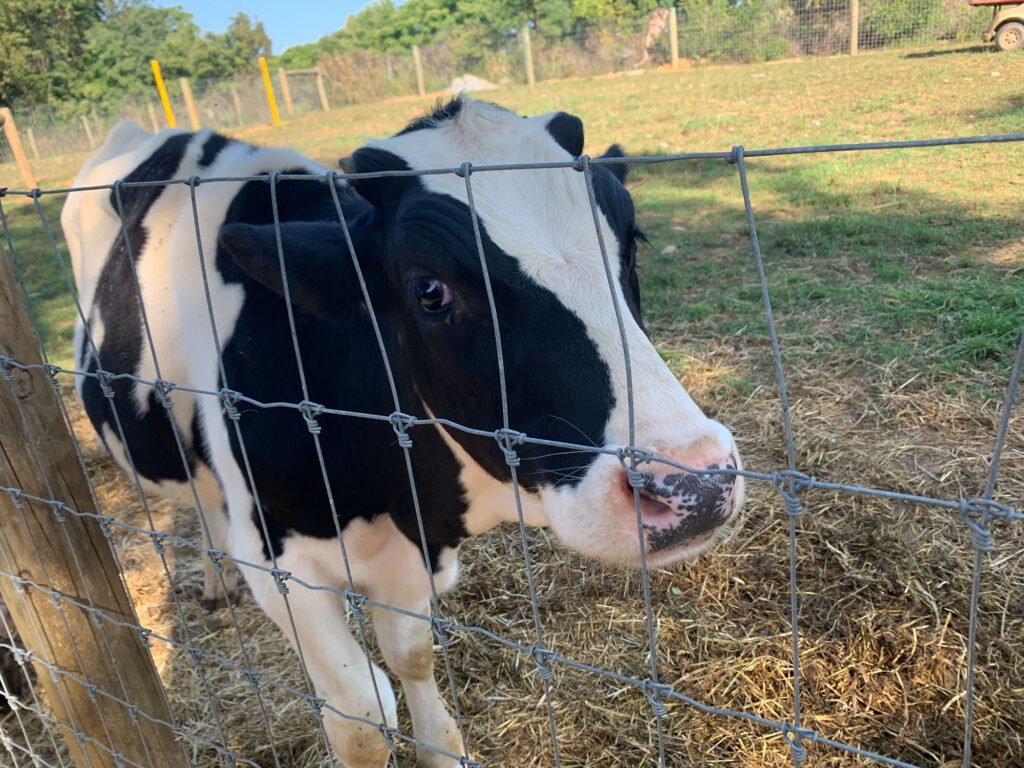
[411, 275, 453, 317]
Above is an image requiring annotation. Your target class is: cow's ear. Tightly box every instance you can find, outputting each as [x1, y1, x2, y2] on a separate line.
[600, 144, 628, 184]
[218, 221, 365, 316]
[338, 146, 419, 215]
[545, 112, 585, 158]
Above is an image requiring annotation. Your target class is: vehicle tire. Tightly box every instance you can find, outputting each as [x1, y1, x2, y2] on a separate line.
[995, 21, 1024, 51]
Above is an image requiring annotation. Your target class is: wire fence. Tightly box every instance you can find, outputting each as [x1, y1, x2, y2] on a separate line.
[0, 126, 1022, 768]
[0, 0, 1000, 168]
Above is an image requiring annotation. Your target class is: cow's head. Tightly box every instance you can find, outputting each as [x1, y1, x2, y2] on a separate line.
[220, 98, 743, 566]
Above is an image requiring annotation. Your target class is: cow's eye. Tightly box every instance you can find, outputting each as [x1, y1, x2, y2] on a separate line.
[413, 276, 452, 316]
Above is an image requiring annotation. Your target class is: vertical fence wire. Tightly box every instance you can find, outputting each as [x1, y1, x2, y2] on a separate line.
[0, 128, 1021, 767]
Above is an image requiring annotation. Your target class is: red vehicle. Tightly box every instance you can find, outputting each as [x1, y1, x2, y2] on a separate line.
[968, 0, 1024, 50]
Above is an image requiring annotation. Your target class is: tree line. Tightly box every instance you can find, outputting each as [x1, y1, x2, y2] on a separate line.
[1, 0, 956, 110]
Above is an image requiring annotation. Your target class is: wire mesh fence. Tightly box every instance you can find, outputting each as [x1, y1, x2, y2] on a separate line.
[0, 116, 1022, 768]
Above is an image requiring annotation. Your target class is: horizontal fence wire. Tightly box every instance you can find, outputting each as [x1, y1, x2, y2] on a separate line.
[0, 130, 1021, 768]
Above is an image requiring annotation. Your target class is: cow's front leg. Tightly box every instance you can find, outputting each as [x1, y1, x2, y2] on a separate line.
[371, 601, 465, 768]
[198, 506, 238, 610]
[243, 548, 398, 768]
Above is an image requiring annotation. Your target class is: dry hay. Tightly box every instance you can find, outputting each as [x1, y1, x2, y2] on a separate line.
[5, 345, 1021, 768]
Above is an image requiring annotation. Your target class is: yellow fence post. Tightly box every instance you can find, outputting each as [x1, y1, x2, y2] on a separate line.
[150, 59, 175, 127]
[259, 56, 281, 126]
[0, 108, 37, 189]
[669, 8, 679, 67]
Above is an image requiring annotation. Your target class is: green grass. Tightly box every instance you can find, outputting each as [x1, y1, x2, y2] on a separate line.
[2, 42, 1021, 392]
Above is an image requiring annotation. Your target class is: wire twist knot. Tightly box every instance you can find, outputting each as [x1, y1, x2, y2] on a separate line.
[616, 446, 652, 489]
[95, 370, 116, 399]
[271, 568, 291, 595]
[728, 145, 744, 164]
[642, 679, 672, 718]
[346, 592, 367, 621]
[378, 724, 398, 748]
[494, 428, 526, 467]
[0, 356, 14, 381]
[455, 161, 473, 178]
[782, 725, 816, 763]
[573, 154, 591, 173]
[299, 400, 325, 434]
[389, 411, 417, 448]
[530, 646, 555, 680]
[220, 389, 243, 421]
[43, 363, 61, 389]
[458, 757, 482, 768]
[307, 696, 326, 722]
[187, 175, 203, 188]
[206, 549, 225, 574]
[149, 531, 166, 555]
[154, 379, 176, 410]
[431, 616, 456, 648]
[97, 515, 114, 538]
[49, 500, 66, 523]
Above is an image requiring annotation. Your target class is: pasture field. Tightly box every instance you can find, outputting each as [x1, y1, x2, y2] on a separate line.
[1, 42, 1022, 767]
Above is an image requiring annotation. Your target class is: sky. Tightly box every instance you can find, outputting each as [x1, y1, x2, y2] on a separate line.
[175, 0, 374, 53]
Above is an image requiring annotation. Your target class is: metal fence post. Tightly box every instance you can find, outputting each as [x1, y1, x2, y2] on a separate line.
[0, 108, 37, 189]
[258, 56, 281, 126]
[150, 59, 175, 128]
[0, 245, 189, 768]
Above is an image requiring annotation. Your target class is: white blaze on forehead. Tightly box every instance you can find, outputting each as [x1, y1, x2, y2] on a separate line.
[369, 100, 708, 446]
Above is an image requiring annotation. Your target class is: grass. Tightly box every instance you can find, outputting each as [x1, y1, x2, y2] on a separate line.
[1, 41, 1022, 768]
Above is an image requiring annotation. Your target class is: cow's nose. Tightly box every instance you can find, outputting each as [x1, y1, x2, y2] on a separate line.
[620, 458, 737, 552]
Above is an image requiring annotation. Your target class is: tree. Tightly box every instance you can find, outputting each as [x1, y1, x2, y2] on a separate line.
[0, 0, 102, 106]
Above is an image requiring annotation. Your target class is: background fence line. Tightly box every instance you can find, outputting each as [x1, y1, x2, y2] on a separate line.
[0, 126, 1021, 766]
[0, 0, 1002, 169]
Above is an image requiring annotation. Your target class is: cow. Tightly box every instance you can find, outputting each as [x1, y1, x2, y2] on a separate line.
[60, 97, 744, 768]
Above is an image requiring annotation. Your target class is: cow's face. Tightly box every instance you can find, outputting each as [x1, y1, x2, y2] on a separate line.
[221, 99, 743, 566]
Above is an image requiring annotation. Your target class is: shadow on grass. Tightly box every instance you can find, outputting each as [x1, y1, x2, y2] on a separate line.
[629, 157, 1023, 384]
[903, 44, 995, 58]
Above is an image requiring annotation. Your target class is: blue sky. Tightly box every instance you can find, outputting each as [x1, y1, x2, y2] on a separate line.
[175, 0, 374, 53]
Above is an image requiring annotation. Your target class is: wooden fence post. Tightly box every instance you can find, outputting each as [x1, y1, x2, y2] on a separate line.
[315, 68, 331, 111]
[231, 86, 244, 126]
[277, 69, 294, 116]
[26, 128, 41, 162]
[80, 115, 96, 150]
[412, 45, 426, 97]
[850, 0, 860, 55]
[0, 109, 37, 189]
[0, 248, 190, 768]
[146, 102, 160, 133]
[669, 8, 679, 67]
[522, 26, 536, 87]
[179, 77, 201, 130]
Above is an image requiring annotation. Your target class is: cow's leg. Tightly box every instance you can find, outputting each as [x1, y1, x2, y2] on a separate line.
[198, 506, 238, 610]
[241, 540, 398, 768]
[371, 601, 463, 768]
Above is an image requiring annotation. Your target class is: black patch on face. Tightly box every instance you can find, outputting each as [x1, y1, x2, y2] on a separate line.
[217, 171, 468, 568]
[81, 132, 198, 485]
[382, 191, 617, 493]
[199, 132, 232, 167]
[545, 112, 584, 158]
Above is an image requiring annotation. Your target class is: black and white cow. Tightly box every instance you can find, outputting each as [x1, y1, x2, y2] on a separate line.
[61, 98, 744, 767]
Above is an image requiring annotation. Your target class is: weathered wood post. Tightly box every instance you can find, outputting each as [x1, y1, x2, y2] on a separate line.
[179, 77, 201, 130]
[0, 241, 189, 767]
[26, 128, 41, 163]
[315, 68, 331, 111]
[850, 0, 860, 55]
[146, 102, 160, 133]
[522, 26, 536, 86]
[0, 109, 37, 189]
[278, 68, 294, 116]
[669, 7, 679, 67]
[80, 115, 96, 150]
[412, 45, 426, 97]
